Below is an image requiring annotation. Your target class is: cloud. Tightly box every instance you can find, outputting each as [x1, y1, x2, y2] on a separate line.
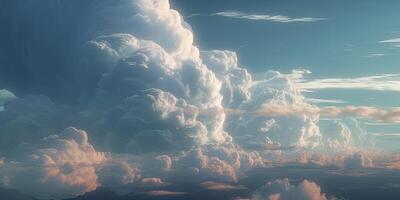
[236, 104, 400, 123]
[291, 70, 400, 92]
[379, 38, 400, 43]
[213, 11, 325, 23]
[140, 178, 168, 186]
[0, 127, 107, 199]
[306, 98, 347, 104]
[201, 181, 248, 191]
[225, 71, 323, 150]
[98, 160, 141, 188]
[0, 0, 398, 198]
[343, 153, 374, 169]
[251, 178, 337, 200]
[142, 190, 187, 196]
[366, 53, 385, 58]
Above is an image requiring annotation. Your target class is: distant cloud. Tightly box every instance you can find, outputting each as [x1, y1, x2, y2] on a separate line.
[366, 53, 385, 58]
[142, 190, 187, 196]
[306, 98, 347, 104]
[188, 11, 325, 23]
[291, 70, 400, 92]
[201, 181, 248, 191]
[379, 38, 400, 43]
[251, 178, 337, 200]
[225, 103, 400, 124]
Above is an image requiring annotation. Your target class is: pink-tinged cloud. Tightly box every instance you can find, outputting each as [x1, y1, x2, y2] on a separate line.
[142, 190, 187, 196]
[201, 181, 248, 191]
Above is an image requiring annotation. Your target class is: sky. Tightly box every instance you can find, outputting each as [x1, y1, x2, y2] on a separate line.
[172, 0, 400, 150]
[1, 0, 400, 200]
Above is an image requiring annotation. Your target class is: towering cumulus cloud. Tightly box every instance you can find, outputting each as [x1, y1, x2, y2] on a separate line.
[0, 0, 384, 199]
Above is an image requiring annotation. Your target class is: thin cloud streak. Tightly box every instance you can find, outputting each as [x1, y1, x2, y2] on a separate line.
[224, 104, 400, 123]
[380, 38, 400, 43]
[293, 71, 400, 92]
[186, 11, 325, 23]
[142, 190, 187, 196]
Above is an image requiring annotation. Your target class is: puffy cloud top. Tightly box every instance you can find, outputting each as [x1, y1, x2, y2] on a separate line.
[252, 179, 337, 200]
[0, 127, 107, 199]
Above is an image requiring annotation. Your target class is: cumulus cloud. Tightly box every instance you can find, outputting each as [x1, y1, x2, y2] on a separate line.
[251, 179, 337, 200]
[0, 127, 107, 199]
[0, 90, 15, 111]
[225, 71, 323, 150]
[0, 0, 395, 198]
[343, 153, 374, 169]
[98, 160, 141, 188]
[213, 11, 325, 23]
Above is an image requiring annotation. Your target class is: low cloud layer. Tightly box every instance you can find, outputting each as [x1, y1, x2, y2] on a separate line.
[230, 103, 400, 123]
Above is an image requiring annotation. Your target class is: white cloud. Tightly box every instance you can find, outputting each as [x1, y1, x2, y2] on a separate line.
[239, 104, 400, 123]
[379, 38, 400, 43]
[251, 178, 337, 200]
[2, 0, 400, 198]
[366, 53, 385, 58]
[213, 11, 325, 23]
[306, 98, 347, 104]
[292, 70, 400, 92]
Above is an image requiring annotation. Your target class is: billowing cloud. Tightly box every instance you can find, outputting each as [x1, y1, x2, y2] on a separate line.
[98, 160, 141, 188]
[0, 127, 107, 199]
[0, 0, 398, 199]
[251, 179, 337, 200]
[343, 153, 374, 169]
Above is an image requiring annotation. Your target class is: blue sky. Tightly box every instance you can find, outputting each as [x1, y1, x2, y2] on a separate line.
[171, 0, 400, 150]
[172, 0, 400, 76]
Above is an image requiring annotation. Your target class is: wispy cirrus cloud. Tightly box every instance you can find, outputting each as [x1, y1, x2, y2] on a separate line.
[187, 11, 325, 23]
[290, 70, 400, 92]
[366, 53, 385, 58]
[379, 38, 400, 43]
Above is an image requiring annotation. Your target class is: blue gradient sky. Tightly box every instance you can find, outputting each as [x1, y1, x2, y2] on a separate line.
[171, 0, 400, 150]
